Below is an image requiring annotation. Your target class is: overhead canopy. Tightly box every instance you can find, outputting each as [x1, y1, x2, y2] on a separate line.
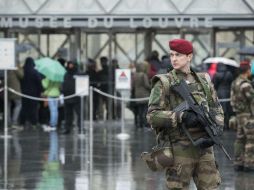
[0, 0, 253, 28]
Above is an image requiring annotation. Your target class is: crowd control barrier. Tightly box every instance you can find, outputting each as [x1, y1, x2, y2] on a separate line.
[3, 86, 231, 137]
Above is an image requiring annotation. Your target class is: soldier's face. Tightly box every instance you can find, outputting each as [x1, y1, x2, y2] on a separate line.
[247, 69, 252, 78]
[169, 50, 192, 71]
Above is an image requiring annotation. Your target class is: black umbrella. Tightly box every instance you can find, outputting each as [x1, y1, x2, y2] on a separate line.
[238, 46, 254, 56]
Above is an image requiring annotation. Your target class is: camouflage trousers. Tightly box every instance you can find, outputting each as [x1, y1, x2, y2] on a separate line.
[165, 142, 221, 190]
[234, 113, 254, 169]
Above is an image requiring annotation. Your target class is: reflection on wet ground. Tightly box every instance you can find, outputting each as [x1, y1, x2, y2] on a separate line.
[0, 121, 252, 190]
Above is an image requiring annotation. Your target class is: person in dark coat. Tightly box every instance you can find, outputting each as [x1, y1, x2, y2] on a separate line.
[97, 56, 109, 120]
[149, 50, 161, 72]
[110, 59, 121, 119]
[160, 55, 173, 73]
[212, 62, 234, 129]
[7, 65, 24, 128]
[133, 62, 151, 129]
[61, 61, 81, 134]
[147, 51, 161, 78]
[20, 57, 43, 128]
[85, 58, 101, 120]
[0, 71, 4, 129]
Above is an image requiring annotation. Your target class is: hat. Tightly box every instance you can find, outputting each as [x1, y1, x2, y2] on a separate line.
[240, 60, 251, 69]
[169, 39, 193, 54]
[239, 60, 251, 73]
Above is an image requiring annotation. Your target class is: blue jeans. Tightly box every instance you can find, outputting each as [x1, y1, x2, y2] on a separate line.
[8, 99, 22, 125]
[48, 98, 58, 128]
[48, 131, 58, 161]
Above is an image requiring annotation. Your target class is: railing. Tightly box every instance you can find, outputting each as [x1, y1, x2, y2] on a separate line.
[5, 87, 230, 102]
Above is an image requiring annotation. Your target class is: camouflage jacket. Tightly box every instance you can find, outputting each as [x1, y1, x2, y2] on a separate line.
[146, 69, 224, 144]
[230, 75, 254, 115]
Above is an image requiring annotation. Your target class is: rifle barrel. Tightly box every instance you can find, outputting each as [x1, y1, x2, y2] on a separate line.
[219, 144, 232, 161]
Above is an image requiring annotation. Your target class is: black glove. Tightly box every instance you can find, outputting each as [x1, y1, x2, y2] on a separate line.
[182, 110, 200, 128]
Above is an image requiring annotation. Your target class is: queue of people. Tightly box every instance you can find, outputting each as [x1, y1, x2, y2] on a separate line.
[2, 47, 174, 134]
[4, 51, 252, 135]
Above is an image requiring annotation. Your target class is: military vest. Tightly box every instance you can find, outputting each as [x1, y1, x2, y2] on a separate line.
[152, 69, 213, 109]
[151, 69, 214, 142]
[230, 76, 251, 114]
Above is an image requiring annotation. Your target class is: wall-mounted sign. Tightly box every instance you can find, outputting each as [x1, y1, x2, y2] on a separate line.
[0, 38, 16, 70]
[0, 16, 214, 29]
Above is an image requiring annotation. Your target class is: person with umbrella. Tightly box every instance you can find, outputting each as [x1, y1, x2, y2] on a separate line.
[35, 58, 66, 131]
[42, 77, 61, 131]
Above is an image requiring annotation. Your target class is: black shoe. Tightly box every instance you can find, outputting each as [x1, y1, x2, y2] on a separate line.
[244, 167, 254, 172]
[78, 128, 86, 134]
[234, 165, 244, 171]
[78, 129, 82, 134]
[61, 129, 70, 134]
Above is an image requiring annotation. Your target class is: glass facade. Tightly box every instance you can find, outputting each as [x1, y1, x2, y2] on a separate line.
[0, 0, 253, 68]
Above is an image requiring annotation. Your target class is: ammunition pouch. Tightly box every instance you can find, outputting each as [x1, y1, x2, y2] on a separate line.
[245, 119, 254, 129]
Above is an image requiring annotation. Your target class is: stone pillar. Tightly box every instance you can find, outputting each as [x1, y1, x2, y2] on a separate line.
[144, 31, 153, 59]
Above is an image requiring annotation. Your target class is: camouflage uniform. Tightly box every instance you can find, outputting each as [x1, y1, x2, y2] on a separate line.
[147, 69, 224, 190]
[230, 75, 254, 170]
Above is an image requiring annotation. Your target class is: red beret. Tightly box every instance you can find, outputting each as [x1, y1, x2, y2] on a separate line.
[169, 39, 193, 54]
[240, 60, 251, 69]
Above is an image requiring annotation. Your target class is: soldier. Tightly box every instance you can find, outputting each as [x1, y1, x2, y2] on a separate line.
[230, 60, 254, 171]
[147, 39, 224, 189]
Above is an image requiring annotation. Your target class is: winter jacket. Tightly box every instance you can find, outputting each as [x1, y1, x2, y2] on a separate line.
[8, 67, 24, 100]
[212, 63, 233, 99]
[62, 68, 79, 104]
[42, 78, 61, 98]
[21, 57, 43, 98]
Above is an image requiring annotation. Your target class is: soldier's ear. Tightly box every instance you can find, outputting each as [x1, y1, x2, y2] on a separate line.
[187, 53, 193, 62]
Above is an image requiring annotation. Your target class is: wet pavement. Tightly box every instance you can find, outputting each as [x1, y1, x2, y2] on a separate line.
[0, 120, 252, 190]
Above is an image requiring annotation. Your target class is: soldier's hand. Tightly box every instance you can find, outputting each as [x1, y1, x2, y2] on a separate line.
[182, 110, 200, 128]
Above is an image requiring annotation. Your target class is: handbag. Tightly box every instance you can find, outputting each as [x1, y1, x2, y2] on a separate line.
[141, 137, 174, 172]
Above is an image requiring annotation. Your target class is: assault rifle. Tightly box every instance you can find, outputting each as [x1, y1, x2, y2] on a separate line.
[171, 80, 232, 160]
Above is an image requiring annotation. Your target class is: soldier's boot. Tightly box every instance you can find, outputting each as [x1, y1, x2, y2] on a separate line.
[234, 165, 244, 171]
[244, 166, 254, 172]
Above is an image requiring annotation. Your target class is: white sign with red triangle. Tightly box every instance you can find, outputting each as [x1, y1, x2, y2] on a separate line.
[115, 69, 131, 90]
[0, 38, 16, 69]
